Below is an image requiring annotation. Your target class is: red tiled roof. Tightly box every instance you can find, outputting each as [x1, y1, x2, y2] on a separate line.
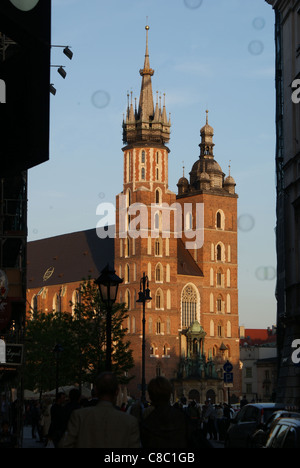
[240, 328, 276, 346]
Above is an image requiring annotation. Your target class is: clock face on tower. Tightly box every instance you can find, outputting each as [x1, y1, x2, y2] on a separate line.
[9, 0, 40, 11]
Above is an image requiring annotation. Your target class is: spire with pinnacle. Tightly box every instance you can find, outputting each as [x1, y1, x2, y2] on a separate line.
[122, 25, 171, 146]
[199, 109, 215, 157]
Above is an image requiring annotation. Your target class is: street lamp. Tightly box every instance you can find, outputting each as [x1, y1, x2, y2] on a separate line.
[136, 273, 152, 402]
[95, 264, 123, 371]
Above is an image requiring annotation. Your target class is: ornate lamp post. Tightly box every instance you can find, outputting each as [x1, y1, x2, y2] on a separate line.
[136, 272, 152, 402]
[95, 264, 123, 371]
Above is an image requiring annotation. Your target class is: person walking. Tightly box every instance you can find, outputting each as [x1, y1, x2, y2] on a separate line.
[202, 399, 217, 440]
[240, 395, 248, 408]
[60, 372, 140, 448]
[140, 376, 193, 448]
[47, 392, 66, 448]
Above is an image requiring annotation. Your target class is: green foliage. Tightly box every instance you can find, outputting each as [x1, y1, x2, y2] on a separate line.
[24, 279, 134, 392]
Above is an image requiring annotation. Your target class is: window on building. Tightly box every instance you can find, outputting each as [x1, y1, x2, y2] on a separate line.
[126, 237, 130, 257]
[32, 295, 38, 314]
[216, 244, 222, 261]
[71, 290, 81, 316]
[154, 212, 160, 230]
[155, 237, 162, 256]
[216, 210, 225, 230]
[155, 264, 163, 282]
[53, 293, 61, 313]
[125, 290, 131, 310]
[155, 188, 161, 204]
[141, 150, 145, 164]
[181, 284, 198, 328]
[217, 270, 223, 287]
[155, 290, 163, 309]
[141, 167, 145, 180]
[125, 264, 130, 283]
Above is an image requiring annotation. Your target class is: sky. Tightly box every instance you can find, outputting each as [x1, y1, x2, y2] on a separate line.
[27, 0, 278, 329]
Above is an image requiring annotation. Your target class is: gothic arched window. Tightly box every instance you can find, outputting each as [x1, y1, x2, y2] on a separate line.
[125, 289, 131, 310]
[155, 237, 162, 256]
[155, 263, 163, 282]
[155, 289, 163, 309]
[32, 295, 38, 314]
[53, 293, 61, 313]
[181, 284, 198, 328]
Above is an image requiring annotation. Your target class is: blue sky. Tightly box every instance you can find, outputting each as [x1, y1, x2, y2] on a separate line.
[27, 0, 277, 329]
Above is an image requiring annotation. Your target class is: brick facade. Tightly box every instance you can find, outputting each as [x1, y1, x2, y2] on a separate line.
[116, 27, 241, 402]
[27, 26, 242, 404]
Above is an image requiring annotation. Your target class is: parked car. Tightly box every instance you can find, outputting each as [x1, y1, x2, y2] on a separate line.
[250, 410, 300, 447]
[264, 417, 300, 448]
[224, 403, 287, 448]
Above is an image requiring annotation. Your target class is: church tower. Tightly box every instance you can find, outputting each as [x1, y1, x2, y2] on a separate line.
[176, 111, 240, 401]
[115, 26, 241, 402]
[115, 26, 180, 394]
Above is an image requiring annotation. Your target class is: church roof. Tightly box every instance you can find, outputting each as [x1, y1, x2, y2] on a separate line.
[177, 239, 203, 277]
[27, 228, 115, 289]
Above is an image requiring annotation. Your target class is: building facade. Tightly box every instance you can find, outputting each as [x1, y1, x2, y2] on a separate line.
[266, 0, 300, 406]
[240, 327, 277, 402]
[27, 26, 242, 405]
[115, 26, 241, 403]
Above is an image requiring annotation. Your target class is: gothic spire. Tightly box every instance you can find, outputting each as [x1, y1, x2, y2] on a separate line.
[138, 25, 154, 121]
[122, 25, 171, 146]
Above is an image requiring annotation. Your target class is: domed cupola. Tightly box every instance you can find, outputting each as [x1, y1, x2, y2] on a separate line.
[177, 165, 189, 195]
[224, 164, 236, 194]
[189, 111, 224, 191]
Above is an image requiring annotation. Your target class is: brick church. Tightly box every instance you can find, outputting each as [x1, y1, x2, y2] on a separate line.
[27, 26, 241, 403]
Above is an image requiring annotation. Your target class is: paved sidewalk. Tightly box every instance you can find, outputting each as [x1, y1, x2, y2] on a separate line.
[21, 425, 45, 449]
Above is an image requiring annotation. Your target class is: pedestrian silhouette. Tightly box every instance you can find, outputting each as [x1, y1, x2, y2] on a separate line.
[140, 376, 193, 448]
[48, 392, 66, 447]
[60, 372, 140, 448]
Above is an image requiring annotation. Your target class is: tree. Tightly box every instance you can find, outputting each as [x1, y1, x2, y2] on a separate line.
[24, 279, 134, 392]
[24, 310, 74, 394]
[71, 279, 134, 385]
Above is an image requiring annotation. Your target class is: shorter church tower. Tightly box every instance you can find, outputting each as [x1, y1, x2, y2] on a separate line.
[175, 111, 240, 402]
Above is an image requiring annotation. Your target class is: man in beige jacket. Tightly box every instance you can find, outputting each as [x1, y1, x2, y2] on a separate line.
[60, 372, 140, 448]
